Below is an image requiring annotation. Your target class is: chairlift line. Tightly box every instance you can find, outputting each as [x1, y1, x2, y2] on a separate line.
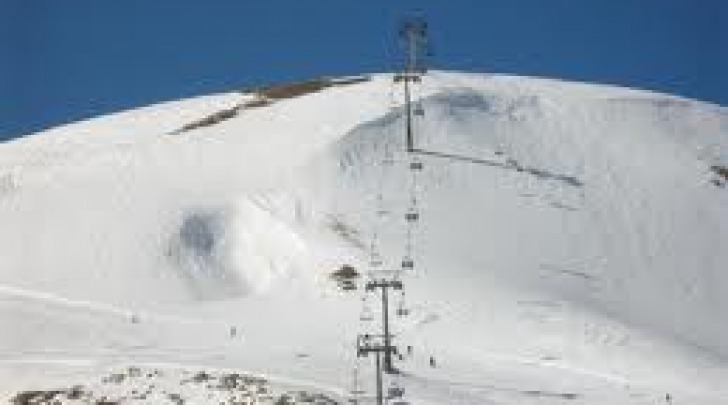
[353, 15, 429, 405]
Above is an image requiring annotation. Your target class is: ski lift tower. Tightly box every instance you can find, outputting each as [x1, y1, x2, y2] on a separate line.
[357, 334, 386, 405]
[357, 333, 405, 405]
[365, 278, 403, 374]
[397, 15, 428, 152]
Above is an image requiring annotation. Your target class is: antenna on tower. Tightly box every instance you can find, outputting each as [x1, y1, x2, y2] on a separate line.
[399, 15, 429, 76]
[396, 14, 429, 153]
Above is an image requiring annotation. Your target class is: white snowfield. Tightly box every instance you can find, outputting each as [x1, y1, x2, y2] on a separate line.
[0, 71, 726, 404]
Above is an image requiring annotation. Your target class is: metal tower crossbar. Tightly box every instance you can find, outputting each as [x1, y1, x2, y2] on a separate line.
[357, 334, 397, 405]
[365, 279, 403, 374]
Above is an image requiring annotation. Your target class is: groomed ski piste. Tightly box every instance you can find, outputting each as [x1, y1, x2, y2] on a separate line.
[1, 71, 726, 404]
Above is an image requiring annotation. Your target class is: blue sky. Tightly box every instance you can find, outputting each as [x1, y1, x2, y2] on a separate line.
[0, 0, 724, 140]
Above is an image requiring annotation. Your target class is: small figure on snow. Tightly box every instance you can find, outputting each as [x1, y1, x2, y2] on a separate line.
[229, 326, 238, 338]
[429, 356, 436, 368]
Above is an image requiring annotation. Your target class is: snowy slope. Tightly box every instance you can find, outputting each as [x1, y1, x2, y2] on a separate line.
[0, 71, 726, 404]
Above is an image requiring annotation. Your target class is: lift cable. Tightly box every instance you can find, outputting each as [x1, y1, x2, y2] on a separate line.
[367, 87, 397, 274]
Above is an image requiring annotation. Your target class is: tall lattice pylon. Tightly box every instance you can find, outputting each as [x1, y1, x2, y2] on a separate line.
[398, 15, 429, 153]
[399, 16, 429, 75]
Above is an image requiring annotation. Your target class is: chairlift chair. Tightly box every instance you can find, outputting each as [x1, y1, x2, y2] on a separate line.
[360, 305, 374, 322]
[413, 103, 425, 116]
[405, 210, 419, 222]
[396, 305, 410, 317]
[396, 290, 410, 316]
[401, 257, 414, 270]
[387, 385, 405, 399]
[409, 160, 423, 171]
[370, 252, 383, 268]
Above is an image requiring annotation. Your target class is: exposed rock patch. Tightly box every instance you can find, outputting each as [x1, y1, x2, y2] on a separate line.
[11, 366, 341, 404]
[170, 76, 370, 134]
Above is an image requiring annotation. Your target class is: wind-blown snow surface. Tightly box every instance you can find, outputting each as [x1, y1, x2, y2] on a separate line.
[1, 71, 726, 404]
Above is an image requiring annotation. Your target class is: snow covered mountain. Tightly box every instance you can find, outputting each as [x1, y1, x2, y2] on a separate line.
[1, 71, 726, 404]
